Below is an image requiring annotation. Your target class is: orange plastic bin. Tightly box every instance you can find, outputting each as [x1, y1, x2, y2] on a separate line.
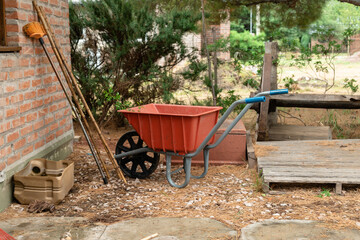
[119, 104, 222, 154]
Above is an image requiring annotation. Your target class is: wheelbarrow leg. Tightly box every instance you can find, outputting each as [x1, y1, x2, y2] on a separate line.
[166, 154, 191, 188]
[191, 148, 209, 179]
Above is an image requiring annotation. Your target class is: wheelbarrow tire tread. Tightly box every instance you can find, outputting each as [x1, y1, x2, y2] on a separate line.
[115, 131, 159, 179]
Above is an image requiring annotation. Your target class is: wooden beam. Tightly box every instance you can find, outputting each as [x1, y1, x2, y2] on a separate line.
[251, 94, 360, 112]
[272, 94, 360, 109]
[0, 0, 6, 46]
[0, 46, 22, 52]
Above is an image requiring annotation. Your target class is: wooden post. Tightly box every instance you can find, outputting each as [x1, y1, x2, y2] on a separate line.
[0, 0, 6, 46]
[257, 42, 278, 141]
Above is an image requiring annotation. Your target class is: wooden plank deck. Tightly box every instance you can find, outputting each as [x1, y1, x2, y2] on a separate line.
[256, 139, 360, 194]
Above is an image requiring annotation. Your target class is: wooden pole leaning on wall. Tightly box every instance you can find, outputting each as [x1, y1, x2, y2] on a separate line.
[32, 1, 127, 183]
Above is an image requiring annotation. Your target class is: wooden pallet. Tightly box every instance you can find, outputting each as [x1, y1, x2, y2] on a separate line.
[268, 124, 332, 141]
[256, 139, 360, 194]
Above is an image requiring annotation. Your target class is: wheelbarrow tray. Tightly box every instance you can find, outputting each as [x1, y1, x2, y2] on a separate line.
[119, 104, 222, 154]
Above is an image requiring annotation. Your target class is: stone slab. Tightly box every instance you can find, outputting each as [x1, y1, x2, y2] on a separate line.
[241, 220, 360, 240]
[0, 217, 237, 240]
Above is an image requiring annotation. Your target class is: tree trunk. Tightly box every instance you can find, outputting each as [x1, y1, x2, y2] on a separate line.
[201, 0, 216, 106]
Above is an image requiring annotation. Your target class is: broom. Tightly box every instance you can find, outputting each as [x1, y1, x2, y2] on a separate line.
[23, 22, 109, 184]
[0, 228, 15, 240]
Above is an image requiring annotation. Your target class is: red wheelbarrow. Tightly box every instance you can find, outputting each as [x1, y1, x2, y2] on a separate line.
[114, 89, 288, 188]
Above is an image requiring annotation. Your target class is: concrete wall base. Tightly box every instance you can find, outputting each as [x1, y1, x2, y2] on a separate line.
[0, 131, 74, 212]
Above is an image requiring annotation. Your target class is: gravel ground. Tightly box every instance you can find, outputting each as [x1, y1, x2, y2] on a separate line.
[2, 126, 360, 235]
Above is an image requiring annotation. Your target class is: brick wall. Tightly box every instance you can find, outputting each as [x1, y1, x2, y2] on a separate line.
[0, 0, 73, 210]
[350, 34, 360, 55]
[203, 20, 231, 60]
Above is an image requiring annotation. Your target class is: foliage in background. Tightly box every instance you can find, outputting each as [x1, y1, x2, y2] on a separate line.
[290, 41, 341, 93]
[70, 0, 200, 125]
[343, 78, 359, 94]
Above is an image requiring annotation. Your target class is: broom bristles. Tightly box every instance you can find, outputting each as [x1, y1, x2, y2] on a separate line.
[23, 22, 46, 39]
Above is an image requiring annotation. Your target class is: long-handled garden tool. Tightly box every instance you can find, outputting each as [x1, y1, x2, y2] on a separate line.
[32, 0, 127, 184]
[23, 22, 109, 184]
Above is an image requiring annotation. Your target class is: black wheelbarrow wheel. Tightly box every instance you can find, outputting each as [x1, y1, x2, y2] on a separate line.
[115, 131, 160, 179]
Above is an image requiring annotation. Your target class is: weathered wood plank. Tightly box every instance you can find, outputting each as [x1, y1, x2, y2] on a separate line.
[263, 176, 360, 184]
[268, 125, 332, 141]
[257, 139, 360, 194]
[271, 93, 360, 109]
[246, 131, 257, 169]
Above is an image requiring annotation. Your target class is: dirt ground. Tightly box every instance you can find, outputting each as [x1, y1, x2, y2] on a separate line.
[2, 116, 360, 235]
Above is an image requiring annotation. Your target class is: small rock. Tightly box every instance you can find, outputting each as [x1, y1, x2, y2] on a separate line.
[73, 206, 83, 212]
[244, 202, 253, 207]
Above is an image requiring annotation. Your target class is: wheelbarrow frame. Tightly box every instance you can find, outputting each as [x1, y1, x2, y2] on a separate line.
[114, 89, 288, 188]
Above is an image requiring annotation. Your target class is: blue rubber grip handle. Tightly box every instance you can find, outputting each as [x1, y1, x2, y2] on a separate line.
[270, 89, 288, 95]
[245, 96, 266, 103]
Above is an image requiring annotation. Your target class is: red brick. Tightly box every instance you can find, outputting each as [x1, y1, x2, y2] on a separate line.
[30, 57, 40, 65]
[20, 2, 32, 10]
[5, 1, 18, 8]
[37, 89, 46, 98]
[7, 153, 21, 166]
[50, 0, 59, 5]
[59, 118, 67, 126]
[9, 70, 23, 79]
[24, 69, 35, 77]
[39, 107, 48, 117]
[44, 76, 53, 84]
[56, 128, 64, 137]
[32, 99, 43, 109]
[0, 122, 11, 134]
[0, 162, 6, 171]
[65, 123, 72, 131]
[45, 116, 55, 125]
[5, 84, 16, 93]
[35, 140, 45, 150]
[2, 58, 16, 68]
[26, 112, 37, 122]
[47, 85, 57, 93]
[46, 133, 55, 143]
[20, 103, 31, 113]
[49, 122, 59, 131]
[34, 120, 44, 130]
[36, 67, 46, 75]
[25, 91, 36, 100]
[21, 46, 34, 55]
[35, 47, 43, 55]
[49, 104, 58, 112]
[0, 146, 11, 158]
[21, 125, 33, 136]
[27, 132, 38, 142]
[6, 24, 19, 32]
[32, 79, 42, 87]
[14, 138, 26, 150]
[19, 80, 30, 90]
[12, 117, 25, 128]
[6, 11, 22, 20]
[22, 145, 33, 156]
[44, 96, 52, 105]
[28, 14, 36, 22]
[0, 72, 8, 81]
[6, 131, 19, 143]
[58, 100, 67, 109]
[10, 94, 24, 104]
[0, 137, 4, 146]
[6, 108, 18, 117]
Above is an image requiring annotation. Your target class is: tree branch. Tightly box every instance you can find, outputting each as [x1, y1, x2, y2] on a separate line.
[338, 0, 360, 6]
[231, 0, 360, 7]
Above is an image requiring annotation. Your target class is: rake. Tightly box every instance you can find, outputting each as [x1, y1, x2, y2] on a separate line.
[23, 21, 109, 184]
[0, 228, 15, 240]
